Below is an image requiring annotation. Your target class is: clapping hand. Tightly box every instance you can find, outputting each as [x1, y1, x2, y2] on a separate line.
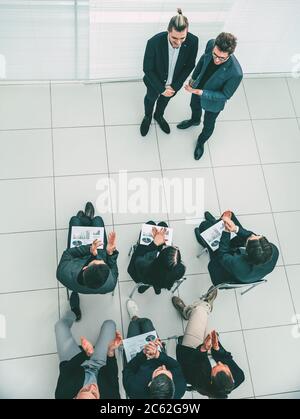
[222, 216, 237, 233]
[90, 239, 102, 256]
[106, 231, 117, 255]
[211, 330, 220, 351]
[144, 339, 162, 360]
[201, 333, 212, 352]
[152, 227, 167, 246]
[107, 331, 123, 357]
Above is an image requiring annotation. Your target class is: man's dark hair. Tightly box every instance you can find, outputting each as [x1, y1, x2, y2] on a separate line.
[215, 32, 237, 55]
[211, 370, 234, 398]
[82, 263, 109, 289]
[246, 236, 273, 265]
[168, 8, 189, 32]
[149, 374, 175, 399]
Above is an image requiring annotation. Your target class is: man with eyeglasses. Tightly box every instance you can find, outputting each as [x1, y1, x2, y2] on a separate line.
[177, 32, 243, 160]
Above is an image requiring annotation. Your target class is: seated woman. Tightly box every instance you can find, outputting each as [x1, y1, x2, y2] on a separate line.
[127, 221, 186, 294]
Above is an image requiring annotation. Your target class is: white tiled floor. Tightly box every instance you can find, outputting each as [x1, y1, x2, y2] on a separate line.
[1, 77, 300, 399]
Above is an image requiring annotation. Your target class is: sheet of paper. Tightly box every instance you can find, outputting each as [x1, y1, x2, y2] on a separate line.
[200, 220, 236, 251]
[122, 330, 158, 363]
[140, 224, 173, 246]
[70, 226, 104, 249]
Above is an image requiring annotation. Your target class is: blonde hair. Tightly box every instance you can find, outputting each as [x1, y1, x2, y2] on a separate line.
[168, 8, 189, 32]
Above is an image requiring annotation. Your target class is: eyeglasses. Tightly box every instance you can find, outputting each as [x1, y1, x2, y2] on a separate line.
[212, 51, 229, 63]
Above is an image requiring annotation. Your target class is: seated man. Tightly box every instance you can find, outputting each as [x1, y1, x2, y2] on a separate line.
[56, 202, 119, 319]
[195, 210, 279, 285]
[172, 291, 245, 399]
[122, 299, 186, 399]
[127, 221, 186, 294]
[55, 312, 122, 399]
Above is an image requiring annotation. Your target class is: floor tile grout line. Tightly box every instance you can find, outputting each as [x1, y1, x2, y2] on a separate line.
[100, 82, 125, 332]
[255, 389, 300, 399]
[0, 74, 296, 87]
[242, 80, 299, 324]
[49, 82, 61, 320]
[236, 81, 270, 398]
[0, 287, 60, 296]
[207, 142, 222, 215]
[4, 161, 300, 183]
[285, 77, 300, 127]
[154, 122, 171, 225]
[100, 83, 116, 228]
[233, 288, 257, 398]
[0, 118, 299, 133]
[0, 352, 58, 363]
[3, 210, 300, 235]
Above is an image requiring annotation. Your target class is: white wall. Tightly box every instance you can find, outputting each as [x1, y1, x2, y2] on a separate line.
[0, 0, 299, 80]
[90, 0, 300, 78]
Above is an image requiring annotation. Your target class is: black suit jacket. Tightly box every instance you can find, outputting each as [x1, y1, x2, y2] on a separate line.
[55, 352, 120, 399]
[176, 340, 245, 398]
[56, 245, 119, 294]
[143, 31, 198, 95]
[123, 350, 186, 399]
[127, 242, 173, 292]
[208, 227, 279, 285]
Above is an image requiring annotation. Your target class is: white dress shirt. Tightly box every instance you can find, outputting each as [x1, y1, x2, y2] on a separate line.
[166, 39, 181, 86]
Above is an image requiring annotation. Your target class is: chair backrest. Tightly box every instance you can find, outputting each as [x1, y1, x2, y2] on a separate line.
[216, 279, 267, 290]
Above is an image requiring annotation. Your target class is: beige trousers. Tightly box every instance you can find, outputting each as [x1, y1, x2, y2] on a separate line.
[182, 300, 211, 349]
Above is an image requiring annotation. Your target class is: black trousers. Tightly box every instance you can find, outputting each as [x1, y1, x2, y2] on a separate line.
[127, 318, 156, 338]
[67, 214, 107, 249]
[144, 82, 177, 118]
[190, 93, 220, 145]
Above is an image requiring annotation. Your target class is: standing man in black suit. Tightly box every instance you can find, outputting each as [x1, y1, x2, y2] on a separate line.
[140, 9, 198, 137]
[177, 33, 243, 160]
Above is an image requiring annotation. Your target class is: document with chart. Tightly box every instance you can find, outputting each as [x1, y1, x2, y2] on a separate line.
[70, 226, 105, 249]
[200, 221, 236, 251]
[123, 330, 159, 362]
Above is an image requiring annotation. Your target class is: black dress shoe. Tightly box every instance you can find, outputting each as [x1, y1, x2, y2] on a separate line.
[154, 115, 170, 134]
[157, 221, 168, 227]
[84, 202, 95, 219]
[204, 211, 217, 223]
[194, 143, 204, 160]
[70, 292, 82, 322]
[194, 227, 208, 249]
[177, 119, 200, 129]
[138, 285, 150, 294]
[140, 116, 152, 137]
[76, 210, 85, 218]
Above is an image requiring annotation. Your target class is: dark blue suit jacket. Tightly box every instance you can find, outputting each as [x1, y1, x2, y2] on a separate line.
[123, 350, 186, 399]
[192, 39, 243, 112]
[208, 227, 279, 285]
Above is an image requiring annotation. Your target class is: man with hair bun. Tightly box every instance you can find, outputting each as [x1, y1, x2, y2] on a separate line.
[140, 8, 198, 137]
